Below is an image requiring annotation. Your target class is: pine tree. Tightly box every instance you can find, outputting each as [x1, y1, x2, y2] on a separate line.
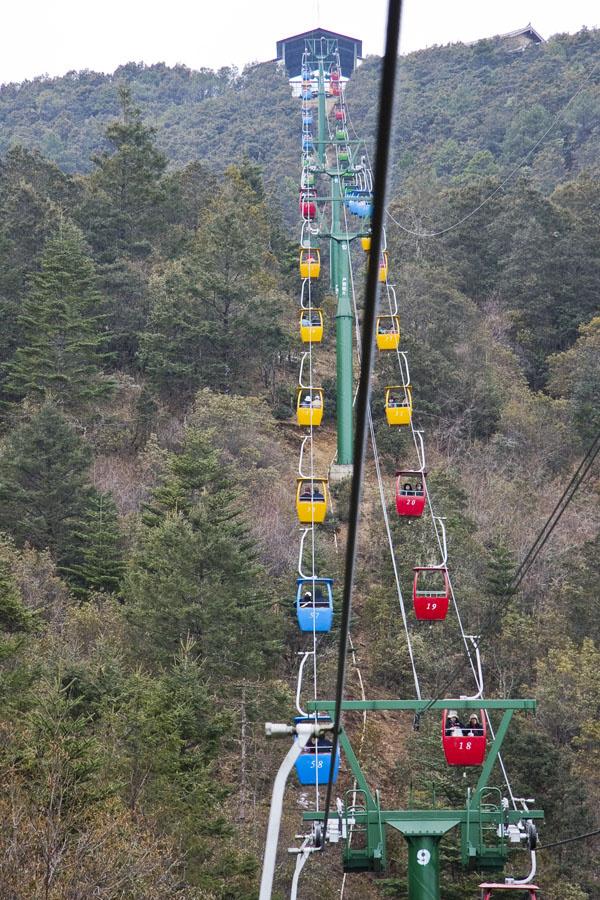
[3, 222, 113, 410]
[66, 491, 124, 598]
[91, 86, 167, 250]
[0, 403, 93, 572]
[126, 427, 281, 675]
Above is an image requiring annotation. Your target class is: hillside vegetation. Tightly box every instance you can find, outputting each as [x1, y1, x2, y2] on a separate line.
[0, 27, 598, 899]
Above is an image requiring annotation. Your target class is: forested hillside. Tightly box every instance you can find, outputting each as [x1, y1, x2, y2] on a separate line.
[0, 26, 598, 899]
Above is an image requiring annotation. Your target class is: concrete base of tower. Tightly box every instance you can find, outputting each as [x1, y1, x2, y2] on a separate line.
[329, 463, 353, 483]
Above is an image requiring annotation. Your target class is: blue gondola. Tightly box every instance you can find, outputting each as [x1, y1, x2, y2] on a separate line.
[302, 135, 314, 152]
[294, 716, 341, 785]
[302, 88, 312, 101]
[296, 577, 334, 632]
[344, 188, 373, 219]
[303, 113, 313, 127]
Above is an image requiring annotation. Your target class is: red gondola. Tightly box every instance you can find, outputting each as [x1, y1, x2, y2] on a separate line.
[442, 708, 486, 765]
[413, 566, 449, 620]
[299, 191, 317, 220]
[334, 106, 345, 122]
[480, 885, 539, 900]
[395, 470, 426, 517]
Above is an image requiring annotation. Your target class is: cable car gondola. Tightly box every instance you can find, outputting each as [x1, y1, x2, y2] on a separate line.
[296, 577, 333, 632]
[395, 470, 426, 517]
[443, 708, 486, 766]
[413, 565, 450, 620]
[299, 192, 317, 220]
[378, 251, 389, 283]
[376, 315, 400, 350]
[334, 106, 345, 122]
[296, 388, 324, 427]
[361, 235, 371, 252]
[296, 477, 328, 524]
[300, 307, 323, 343]
[480, 885, 539, 900]
[293, 715, 340, 785]
[385, 385, 413, 426]
[299, 248, 321, 280]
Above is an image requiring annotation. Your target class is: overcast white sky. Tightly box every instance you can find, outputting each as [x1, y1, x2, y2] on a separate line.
[1, 0, 598, 85]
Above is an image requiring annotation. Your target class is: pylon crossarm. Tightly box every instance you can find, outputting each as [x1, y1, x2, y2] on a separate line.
[473, 709, 514, 805]
[307, 698, 537, 712]
[338, 727, 375, 806]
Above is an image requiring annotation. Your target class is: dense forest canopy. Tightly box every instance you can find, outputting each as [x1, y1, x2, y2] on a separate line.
[0, 25, 598, 899]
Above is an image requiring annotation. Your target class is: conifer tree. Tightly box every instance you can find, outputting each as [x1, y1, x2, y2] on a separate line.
[0, 403, 93, 572]
[66, 491, 124, 598]
[3, 222, 113, 410]
[126, 427, 280, 675]
[91, 86, 167, 249]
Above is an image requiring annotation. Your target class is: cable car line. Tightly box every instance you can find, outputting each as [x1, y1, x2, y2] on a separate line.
[416, 426, 600, 718]
[319, 0, 404, 852]
[344, 61, 599, 238]
[538, 827, 600, 851]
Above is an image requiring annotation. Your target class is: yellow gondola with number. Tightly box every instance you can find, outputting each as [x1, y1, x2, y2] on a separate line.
[385, 385, 413, 426]
[299, 248, 321, 279]
[376, 315, 400, 351]
[300, 307, 324, 343]
[296, 388, 324, 427]
[296, 477, 328, 524]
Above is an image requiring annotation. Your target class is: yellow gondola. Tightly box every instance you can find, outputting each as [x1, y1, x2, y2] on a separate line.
[378, 251, 389, 283]
[361, 235, 371, 251]
[376, 315, 401, 351]
[300, 307, 324, 343]
[296, 477, 328, 524]
[299, 248, 321, 280]
[385, 385, 413, 426]
[296, 388, 324, 427]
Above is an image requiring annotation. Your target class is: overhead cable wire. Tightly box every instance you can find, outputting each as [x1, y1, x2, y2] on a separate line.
[418, 427, 600, 716]
[321, 0, 404, 850]
[346, 61, 598, 238]
[539, 827, 600, 851]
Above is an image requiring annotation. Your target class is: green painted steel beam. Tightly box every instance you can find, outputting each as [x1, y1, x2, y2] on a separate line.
[307, 698, 537, 712]
[473, 710, 514, 805]
[303, 808, 544, 824]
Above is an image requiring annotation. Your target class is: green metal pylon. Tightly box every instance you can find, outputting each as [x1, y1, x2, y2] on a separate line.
[406, 835, 441, 900]
[315, 59, 353, 467]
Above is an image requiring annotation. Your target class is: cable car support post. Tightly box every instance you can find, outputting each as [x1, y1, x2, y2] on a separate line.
[302, 698, 544, 900]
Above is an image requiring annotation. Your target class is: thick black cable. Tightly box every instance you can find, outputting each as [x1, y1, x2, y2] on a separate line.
[539, 827, 600, 850]
[419, 428, 600, 716]
[320, 0, 404, 848]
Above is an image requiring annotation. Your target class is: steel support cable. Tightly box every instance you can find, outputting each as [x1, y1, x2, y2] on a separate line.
[320, 0, 404, 849]
[416, 428, 600, 717]
[337, 145, 422, 702]
[345, 61, 599, 238]
[539, 828, 600, 851]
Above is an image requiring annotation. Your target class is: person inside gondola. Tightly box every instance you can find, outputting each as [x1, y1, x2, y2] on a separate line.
[464, 714, 483, 737]
[388, 393, 400, 408]
[299, 485, 313, 501]
[311, 394, 321, 408]
[402, 482, 413, 494]
[301, 590, 313, 607]
[445, 711, 464, 736]
[378, 319, 392, 333]
[300, 393, 312, 408]
[415, 481, 423, 495]
[312, 485, 325, 501]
